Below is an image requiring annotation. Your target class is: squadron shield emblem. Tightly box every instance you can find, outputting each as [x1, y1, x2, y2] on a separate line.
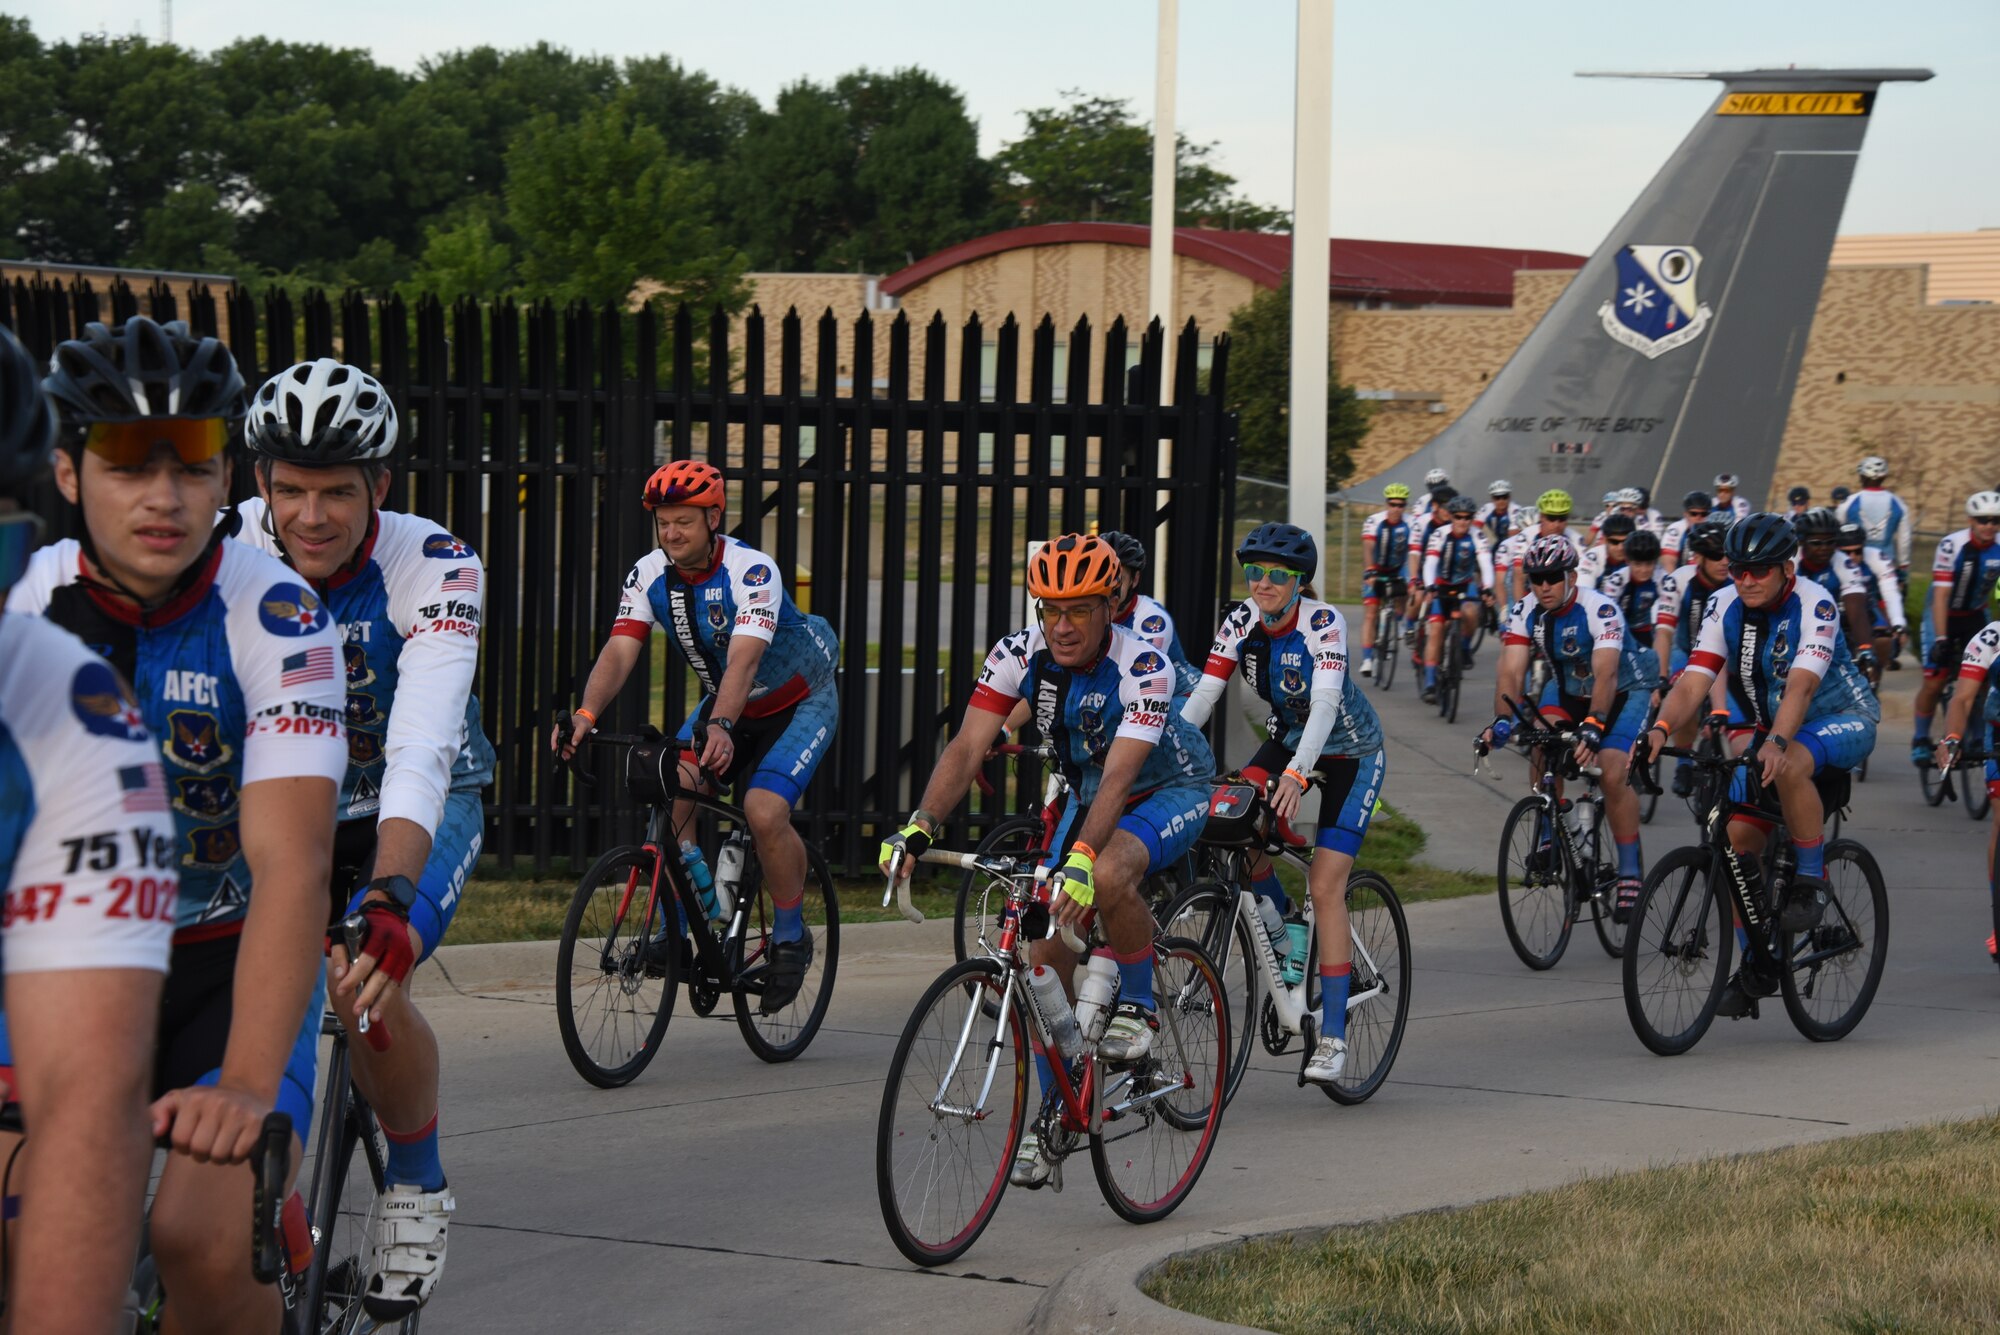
[165, 710, 234, 774]
[1599, 245, 1712, 359]
[344, 642, 375, 688]
[173, 775, 238, 822]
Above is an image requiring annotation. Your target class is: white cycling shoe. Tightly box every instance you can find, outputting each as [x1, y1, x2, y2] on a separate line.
[1096, 1002, 1158, 1065]
[1302, 1036, 1347, 1085]
[364, 1184, 455, 1320]
[1358, 658, 1375, 677]
[1010, 1133, 1056, 1189]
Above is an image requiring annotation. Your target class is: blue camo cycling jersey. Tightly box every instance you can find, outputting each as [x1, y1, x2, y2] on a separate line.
[1653, 566, 1730, 661]
[1196, 597, 1383, 758]
[1502, 585, 1651, 697]
[1421, 525, 1494, 590]
[1361, 508, 1413, 573]
[239, 501, 494, 825]
[969, 622, 1214, 804]
[1956, 622, 2000, 725]
[1929, 528, 2000, 617]
[7, 540, 349, 937]
[1597, 565, 1663, 686]
[1685, 577, 1881, 729]
[614, 536, 836, 712]
[1116, 591, 1197, 691]
[1794, 550, 1867, 609]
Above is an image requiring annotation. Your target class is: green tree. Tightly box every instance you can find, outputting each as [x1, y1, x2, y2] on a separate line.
[995, 92, 1285, 230]
[622, 55, 758, 164]
[409, 213, 515, 300]
[1219, 277, 1371, 486]
[504, 92, 747, 311]
[723, 80, 853, 272]
[407, 44, 620, 209]
[835, 68, 994, 270]
[128, 182, 236, 271]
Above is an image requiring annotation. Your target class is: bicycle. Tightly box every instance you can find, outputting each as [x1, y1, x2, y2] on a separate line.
[1160, 777, 1410, 1107]
[1479, 697, 1623, 969]
[1920, 676, 1993, 818]
[1365, 573, 1404, 691]
[1427, 586, 1470, 723]
[1623, 740, 1888, 1055]
[875, 845, 1228, 1266]
[552, 714, 840, 1086]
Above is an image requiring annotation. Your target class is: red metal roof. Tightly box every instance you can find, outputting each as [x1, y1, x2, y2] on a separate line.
[878, 222, 1586, 308]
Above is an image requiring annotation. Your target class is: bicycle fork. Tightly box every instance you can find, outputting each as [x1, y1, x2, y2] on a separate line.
[931, 972, 1020, 1123]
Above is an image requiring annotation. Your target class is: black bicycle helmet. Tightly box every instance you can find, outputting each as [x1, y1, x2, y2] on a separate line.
[1835, 519, 1866, 549]
[1446, 494, 1477, 517]
[1787, 485, 1811, 507]
[1830, 485, 1850, 505]
[1725, 512, 1799, 566]
[1599, 513, 1636, 540]
[43, 317, 246, 444]
[1687, 518, 1731, 559]
[1792, 506, 1840, 540]
[1522, 534, 1578, 574]
[1236, 522, 1318, 580]
[1681, 489, 1712, 511]
[245, 359, 398, 465]
[0, 325, 55, 495]
[1097, 529, 1148, 573]
[1635, 485, 1652, 508]
[1624, 530, 1662, 562]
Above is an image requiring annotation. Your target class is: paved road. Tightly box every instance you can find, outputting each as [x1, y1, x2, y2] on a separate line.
[407, 628, 1995, 1333]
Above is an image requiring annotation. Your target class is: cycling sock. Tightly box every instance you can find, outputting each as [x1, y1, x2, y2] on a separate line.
[1110, 945, 1155, 1011]
[1912, 715, 1932, 741]
[1251, 872, 1290, 916]
[1616, 835, 1642, 878]
[1794, 836, 1824, 879]
[1319, 963, 1351, 1041]
[382, 1113, 446, 1193]
[772, 896, 805, 945]
[1423, 666, 1437, 687]
[1032, 1044, 1057, 1105]
[1361, 646, 1375, 663]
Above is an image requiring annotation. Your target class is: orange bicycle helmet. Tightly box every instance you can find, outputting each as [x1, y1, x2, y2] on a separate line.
[643, 459, 726, 511]
[1026, 533, 1121, 600]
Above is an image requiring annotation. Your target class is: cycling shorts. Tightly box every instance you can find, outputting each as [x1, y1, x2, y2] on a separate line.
[1725, 713, 1877, 805]
[330, 788, 485, 961]
[1537, 685, 1647, 753]
[1047, 781, 1209, 877]
[1243, 741, 1384, 856]
[1427, 585, 1479, 621]
[1362, 573, 1407, 606]
[676, 684, 836, 806]
[1921, 612, 1990, 680]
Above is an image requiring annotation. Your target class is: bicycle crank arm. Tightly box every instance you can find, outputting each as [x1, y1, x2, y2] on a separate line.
[1099, 1071, 1194, 1120]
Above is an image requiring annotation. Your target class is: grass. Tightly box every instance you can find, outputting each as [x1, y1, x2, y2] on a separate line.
[1145, 1114, 2000, 1334]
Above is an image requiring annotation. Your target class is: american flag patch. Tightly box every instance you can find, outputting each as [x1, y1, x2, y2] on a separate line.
[281, 647, 337, 687]
[119, 763, 167, 812]
[440, 567, 480, 593]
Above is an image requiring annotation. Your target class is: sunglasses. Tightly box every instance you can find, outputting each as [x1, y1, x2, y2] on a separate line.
[1385, 499, 1406, 507]
[83, 417, 229, 468]
[1605, 536, 1627, 545]
[1685, 509, 1710, 518]
[1973, 516, 2000, 527]
[1036, 600, 1103, 627]
[1526, 570, 1568, 587]
[1729, 561, 1782, 580]
[1242, 563, 1302, 586]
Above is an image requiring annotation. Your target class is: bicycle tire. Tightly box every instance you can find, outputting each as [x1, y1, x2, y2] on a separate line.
[556, 845, 676, 1088]
[1090, 937, 1228, 1224]
[1968, 771, 1992, 821]
[1780, 839, 1889, 1042]
[1310, 871, 1411, 1105]
[876, 958, 1028, 1267]
[1159, 881, 1258, 1106]
[1374, 606, 1399, 690]
[1438, 639, 1461, 723]
[952, 815, 1046, 963]
[1920, 757, 1952, 807]
[1622, 846, 1730, 1056]
[730, 837, 840, 1062]
[1497, 795, 1574, 970]
[1575, 794, 1624, 961]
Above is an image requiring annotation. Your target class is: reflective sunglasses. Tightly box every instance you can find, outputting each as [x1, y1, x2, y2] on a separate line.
[1729, 561, 1782, 580]
[1525, 569, 1569, 587]
[83, 417, 229, 468]
[1385, 499, 1407, 507]
[1242, 563, 1302, 586]
[1036, 600, 1103, 627]
[1972, 516, 2000, 527]
[1684, 508, 1710, 519]
[0, 511, 43, 592]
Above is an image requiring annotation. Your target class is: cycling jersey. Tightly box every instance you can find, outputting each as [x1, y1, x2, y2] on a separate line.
[1794, 551, 1868, 608]
[614, 536, 838, 713]
[0, 613, 176, 979]
[1189, 598, 1384, 760]
[1654, 565, 1731, 664]
[1473, 501, 1517, 547]
[1930, 528, 2000, 616]
[1421, 525, 1494, 590]
[238, 501, 494, 828]
[1361, 508, 1413, 574]
[1685, 578, 1881, 730]
[1844, 545, 1906, 630]
[1716, 494, 1752, 521]
[1954, 622, 2000, 728]
[970, 623, 1213, 806]
[1115, 590, 1195, 689]
[1494, 531, 1529, 581]
[1502, 585, 1651, 696]
[1409, 512, 1450, 576]
[1660, 519, 1692, 564]
[1576, 545, 1625, 591]
[1596, 567, 1663, 687]
[8, 540, 350, 938]
[1839, 486, 1913, 570]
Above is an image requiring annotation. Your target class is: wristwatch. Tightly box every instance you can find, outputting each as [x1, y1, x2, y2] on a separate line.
[365, 874, 419, 913]
[1768, 734, 1789, 752]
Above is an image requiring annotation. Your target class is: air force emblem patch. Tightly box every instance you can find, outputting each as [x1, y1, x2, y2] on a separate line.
[259, 583, 330, 637]
[1599, 245, 1711, 359]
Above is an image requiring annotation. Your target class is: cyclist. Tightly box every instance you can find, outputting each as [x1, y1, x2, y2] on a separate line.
[1638, 513, 1880, 1017]
[1615, 487, 1657, 533]
[1911, 492, 2000, 766]
[1419, 494, 1494, 701]
[1839, 456, 1913, 585]
[1659, 491, 1713, 572]
[1181, 523, 1385, 1084]
[1577, 513, 1634, 589]
[1475, 479, 1517, 546]
[1713, 473, 1752, 521]
[1358, 484, 1414, 677]
[0, 324, 176, 1334]
[1830, 485, 1851, 507]
[1653, 518, 1735, 795]
[1098, 528, 1194, 686]
[1587, 489, 1621, 542]
[1786, 485, 1812, 517]
[1504, 490, 1574, 603]
[1405, 486, 1455, 651]
[1480, 535, 1652, 919]
[1598, 530, 1664, 699]
[1635, 485, 1665, 533]
[1423, 466, 1450, 494]
[878, 533, 1214, 1186]
[1791, 508, 1877, 684]
[5, 317, 347, 1335]
[1933, 620, 2000, 968]
[238, 358, 494, 1319]
[557, 459, 837, 1012]
[1492, 506, 1540, 605]
[1836, 518, 1905, 672]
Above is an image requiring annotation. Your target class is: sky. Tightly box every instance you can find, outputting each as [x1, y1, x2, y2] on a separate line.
[18, 0, 1997, 257]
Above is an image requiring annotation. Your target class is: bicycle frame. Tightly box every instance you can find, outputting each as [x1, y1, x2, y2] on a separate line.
[612, 797, 759, 986]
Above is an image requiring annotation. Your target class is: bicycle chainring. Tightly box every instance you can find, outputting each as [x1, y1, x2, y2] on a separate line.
[1259, 995, 1292, 1055]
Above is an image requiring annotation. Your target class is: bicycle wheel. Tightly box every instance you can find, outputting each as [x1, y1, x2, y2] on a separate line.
[1780, 840, 1889, 1042]
[1920, 757, 1952, 807]
[1374, 607, 1398, 690]
[556, 845, 676, 1089]
[1437, 642, 1461, 723]
[876, 958, 1028, 1267]
[1159, 881, 1257, 1106]
[953, 816, 1044, 963]
[1307, 871, 1411, 1105]
[1497, 795, 1574, 969]
[1090, 937, 1227, 1224]
[730, 836, 840, 1062]
[1577, 796, 1624, 961]
[1967, 771, 1992, 820]
[1622, 846, 1730, 1056]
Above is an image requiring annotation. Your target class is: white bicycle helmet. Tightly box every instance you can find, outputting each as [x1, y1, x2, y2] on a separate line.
[1713, 472, 1740, 490]
[1968, 491, 2000, 519]
[246, 359, 398, 465]
[1424, 467, 1449, 488]
[1616, 486, 1644, 507]
[1602, 490, 1620, 508]
[1488, 479, 1512, 497]
[1857, 455, 1889, 482]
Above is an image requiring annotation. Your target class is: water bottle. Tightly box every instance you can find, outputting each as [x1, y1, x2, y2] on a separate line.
[714, 831, 747, 921]
[680, 840, 718, 921]
[1254, 896, 1290, 965]
[1073, 956, 1120, 1044]
[1026, 965, 1082, 1060]
[1282, 921, 1310, 987]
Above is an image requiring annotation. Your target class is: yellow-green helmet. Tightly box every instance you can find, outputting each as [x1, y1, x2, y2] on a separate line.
[1383, 483, 1411, 502]
[1536, 488, 1573, 518]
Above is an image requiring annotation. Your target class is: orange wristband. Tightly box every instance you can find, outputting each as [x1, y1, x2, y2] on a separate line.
[1069, 841, 1098, 863]
[1283, 767, 1312, 792]
[1583, 715, 1604, 728]
[573, 707, 597, 726]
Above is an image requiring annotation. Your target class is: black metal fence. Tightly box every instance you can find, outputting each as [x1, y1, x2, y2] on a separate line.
[3, 277, 1238, 874]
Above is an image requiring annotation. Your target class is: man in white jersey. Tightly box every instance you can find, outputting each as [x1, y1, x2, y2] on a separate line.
[1658, 490, 1713, 572]
[1712, 473, 1752, 521]
[0, 324, 177, 1332]
[1839, 455, 1914, 582]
